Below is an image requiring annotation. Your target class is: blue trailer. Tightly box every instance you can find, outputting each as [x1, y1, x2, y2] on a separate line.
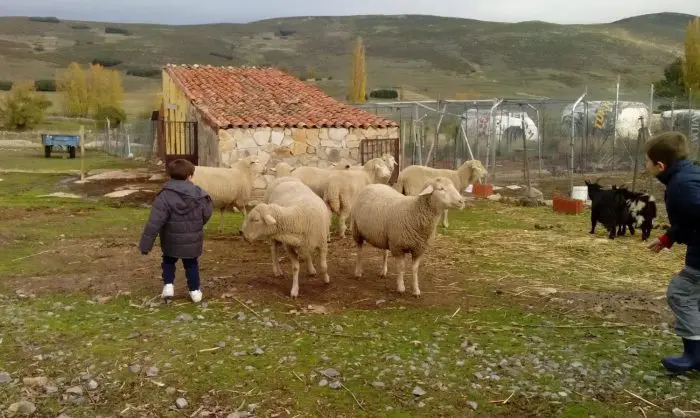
[41, 134, 80, 159]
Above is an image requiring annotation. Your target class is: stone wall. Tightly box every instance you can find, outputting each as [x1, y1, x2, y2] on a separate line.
[215, 125, 400, 200]
[217, 126, 399, 170]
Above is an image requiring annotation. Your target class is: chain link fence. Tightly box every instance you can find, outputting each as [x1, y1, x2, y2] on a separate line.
[355, 91, 698, 198]
[88, 119, 157, 160]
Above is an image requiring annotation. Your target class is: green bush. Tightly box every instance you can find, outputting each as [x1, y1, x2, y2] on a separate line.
[94, 105, 127, 127]
[28, 16, 60, 23]
[34, 79, 56, 92]
[71, 24, 91, 30]
[369, 89, 399, 99]
[126, 67, 161, 78]
[1, 82, 52, 131]
[0, 81, 13, 91]
[105, 27, 131, 35]
[276, 29, 296, 37]
[92, 58, 123, 68]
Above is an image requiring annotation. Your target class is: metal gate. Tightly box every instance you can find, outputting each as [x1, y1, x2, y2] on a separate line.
[359, 137, 401, 184]
[156, 116, 199, 166]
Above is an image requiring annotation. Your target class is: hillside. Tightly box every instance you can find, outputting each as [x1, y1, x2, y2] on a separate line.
[0, 12, 693, 103]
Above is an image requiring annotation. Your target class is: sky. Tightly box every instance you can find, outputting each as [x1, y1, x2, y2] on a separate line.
[0, 0, 698, 25]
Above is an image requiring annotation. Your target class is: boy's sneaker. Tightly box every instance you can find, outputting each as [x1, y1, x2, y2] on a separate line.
[161, 283, 174, 299]
[189, 289, 203, 303]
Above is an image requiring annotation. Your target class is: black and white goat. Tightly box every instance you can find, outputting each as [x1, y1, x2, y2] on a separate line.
[585, 180, 628, 240]
[613, 186, 657, 241]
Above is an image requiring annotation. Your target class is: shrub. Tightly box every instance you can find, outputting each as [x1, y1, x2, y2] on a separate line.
[126, 67, 161, 78]
[94, 105, 127, 127]
[28, 16, 60, 23]
[209, 52, 234, 61]
[0, 81, 12, 91]
[369, 89, 399, 99]
[92, 58, 123, 68]
[0, 80, 52, 131]
[276, 28, 296, 37]
[105, 27, 131, 35]
[657, 104, 672, 112]
[71, 24, 90, 30]
[34, 79, 57, 92]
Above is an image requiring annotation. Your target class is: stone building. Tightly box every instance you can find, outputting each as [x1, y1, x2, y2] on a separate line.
[160, 64, 399, 174]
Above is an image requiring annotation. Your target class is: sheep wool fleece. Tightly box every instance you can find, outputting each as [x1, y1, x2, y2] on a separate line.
[667, 266, 700, 339]
[139, 179, 213, 259]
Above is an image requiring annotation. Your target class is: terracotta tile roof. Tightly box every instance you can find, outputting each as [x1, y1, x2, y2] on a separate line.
[164, 64, 397, 129]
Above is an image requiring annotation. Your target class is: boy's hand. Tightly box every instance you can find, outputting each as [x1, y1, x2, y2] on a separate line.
[648, 238, 665, 253]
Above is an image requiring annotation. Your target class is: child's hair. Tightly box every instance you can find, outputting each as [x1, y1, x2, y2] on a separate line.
[644, 131, 689, 167]
[167, 159, 195, 180]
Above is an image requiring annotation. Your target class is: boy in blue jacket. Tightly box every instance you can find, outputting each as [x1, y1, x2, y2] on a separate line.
[646, 131, 700, 373]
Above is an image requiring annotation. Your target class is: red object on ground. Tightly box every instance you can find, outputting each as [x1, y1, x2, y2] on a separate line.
[472, 183, 494, 198]
[552, 193, 584, 214]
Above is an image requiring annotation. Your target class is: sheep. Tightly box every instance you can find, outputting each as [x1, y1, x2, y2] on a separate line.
[393, 160, 487, 228]
[585, 180, 628, 240]
[271, 164, 343, 198]
[336, 153, 398, 174]
[190, 155, 261, 233]
[273, 161, 293, 178]
[350, 176, 465, 297]
[240, 176, 330, 298]
[324, 157, 393, 237]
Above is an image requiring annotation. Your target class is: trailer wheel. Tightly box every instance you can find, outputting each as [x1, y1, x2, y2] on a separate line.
[44, 145, 52, 158]
[68, 146, 76, 159]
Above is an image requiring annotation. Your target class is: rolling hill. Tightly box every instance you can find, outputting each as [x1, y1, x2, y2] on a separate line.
[0, 12, 694, 104]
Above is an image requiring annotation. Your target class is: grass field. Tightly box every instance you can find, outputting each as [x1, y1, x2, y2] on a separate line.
[1, 144, 698, 417]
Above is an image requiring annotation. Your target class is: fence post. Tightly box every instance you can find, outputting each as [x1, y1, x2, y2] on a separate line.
[79, 125, 85, 181]
[632, 117, 646, 192]
[570, 89, 588, 197]
[612, 75, 620, 171]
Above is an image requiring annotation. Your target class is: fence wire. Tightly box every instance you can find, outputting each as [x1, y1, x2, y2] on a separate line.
[90, 119, 157, 160]
[355, 94, 698, 193]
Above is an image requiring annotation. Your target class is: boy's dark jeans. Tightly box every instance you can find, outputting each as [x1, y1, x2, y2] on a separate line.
[162, 256, 200, 291]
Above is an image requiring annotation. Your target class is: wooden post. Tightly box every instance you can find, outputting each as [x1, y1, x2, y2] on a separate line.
[79, 125, 85, 181]
[632, 117, 645, 192]
[521, 106, 531, 191]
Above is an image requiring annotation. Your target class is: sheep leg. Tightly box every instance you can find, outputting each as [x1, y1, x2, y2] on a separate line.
[306, 255, 317, 276]
[354, 243, 364, 278]
[270, 241, 282, 277]
[411, 254, 423, 297]
[396, 253, 409, 294]
[287, 246, 300, 298]
[338, 212, 348, 237]
[320, 242, 330, 284]
[380, 250, 389, 278]
[441, 209, 450, 228]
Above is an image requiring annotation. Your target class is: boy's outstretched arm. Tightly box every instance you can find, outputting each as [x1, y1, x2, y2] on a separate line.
[655, 180, 700, 249]
[139, 194, 170, 254]
[202, 196, 213, 226]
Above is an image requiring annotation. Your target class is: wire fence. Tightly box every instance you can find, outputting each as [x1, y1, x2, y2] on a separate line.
[355, 91, 699, 197]
[89, 119, 157, 160]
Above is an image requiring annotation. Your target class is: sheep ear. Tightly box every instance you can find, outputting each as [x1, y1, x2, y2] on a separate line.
[419, 184, 434, 196]
[263, 214, 277, 225]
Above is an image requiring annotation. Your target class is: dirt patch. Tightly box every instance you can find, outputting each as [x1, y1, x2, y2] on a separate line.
[0, 232, 672, 326]
[67, 178, 162, 205]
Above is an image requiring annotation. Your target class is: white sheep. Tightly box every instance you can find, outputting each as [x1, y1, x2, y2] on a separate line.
[324, 157, 393, 237]
[240, 177, 330, 298]
[191, 155, 261, 232]
[393, 160, 487, 228]
[350, 177, 465, 296]
[336, 153, 397, 173]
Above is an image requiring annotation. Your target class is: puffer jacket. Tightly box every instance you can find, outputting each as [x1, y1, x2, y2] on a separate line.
[139, 179, 213, 259]
[657, 159, 700, 270]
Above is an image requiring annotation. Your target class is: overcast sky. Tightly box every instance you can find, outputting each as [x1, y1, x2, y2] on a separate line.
[0, 0, 698, 25]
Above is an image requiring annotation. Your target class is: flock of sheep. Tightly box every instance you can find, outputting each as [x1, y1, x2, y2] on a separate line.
[188, 155, 488, 298]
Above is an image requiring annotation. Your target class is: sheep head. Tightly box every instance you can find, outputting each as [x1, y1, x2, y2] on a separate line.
[458, 160, 488, 185]
[419, 177, 465, 211]
[364, 158, 392, 183]
[240, 203, 279, 243]
[235, 155, 263, 174]
[380, 153, 398, 170]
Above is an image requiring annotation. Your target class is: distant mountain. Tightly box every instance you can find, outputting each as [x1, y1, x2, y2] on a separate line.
[0, 12, 693, 101]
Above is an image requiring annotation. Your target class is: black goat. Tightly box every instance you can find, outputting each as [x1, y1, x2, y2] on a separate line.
[613, 186, 657, 241]
[585, 180, 628, 240]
